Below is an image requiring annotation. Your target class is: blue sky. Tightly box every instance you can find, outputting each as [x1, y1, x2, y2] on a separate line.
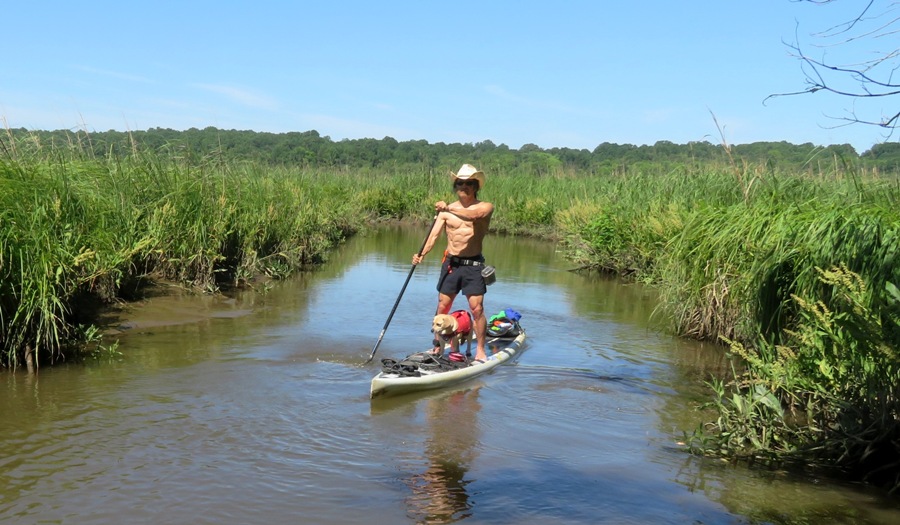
[2, 1, 894, 154]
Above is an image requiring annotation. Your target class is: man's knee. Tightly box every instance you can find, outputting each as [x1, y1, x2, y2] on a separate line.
[438, 294, 455, 314]
[470, 302, 484, 319]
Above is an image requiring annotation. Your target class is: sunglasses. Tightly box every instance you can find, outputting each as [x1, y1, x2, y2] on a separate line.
[454, 180, 478, 188]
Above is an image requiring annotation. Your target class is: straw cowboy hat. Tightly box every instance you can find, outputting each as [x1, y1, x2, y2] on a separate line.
[449, 164, 486, 189]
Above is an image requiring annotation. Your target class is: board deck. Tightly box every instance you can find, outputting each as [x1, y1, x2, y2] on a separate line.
[370, 329, 527, 398]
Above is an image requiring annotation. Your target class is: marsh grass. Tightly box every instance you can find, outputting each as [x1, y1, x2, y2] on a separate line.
[2, 144, 570, 369]
[0, 145, 368, 369]
[533, 158, 900, 488]
[656, 186, 900, 346]
[4, 134, 900, 489]
[689, 266, 900, 491]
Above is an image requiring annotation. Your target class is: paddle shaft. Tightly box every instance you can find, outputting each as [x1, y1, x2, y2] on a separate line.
[365, 215, 438, 364]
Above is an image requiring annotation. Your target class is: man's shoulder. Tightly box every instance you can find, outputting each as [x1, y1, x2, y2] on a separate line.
[477, 200, 494, 214]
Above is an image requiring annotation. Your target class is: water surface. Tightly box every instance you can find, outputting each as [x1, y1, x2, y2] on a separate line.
[1, 225, 898, 524]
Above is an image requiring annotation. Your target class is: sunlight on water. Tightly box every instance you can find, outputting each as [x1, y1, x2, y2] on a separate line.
[1, 225, 898, 524]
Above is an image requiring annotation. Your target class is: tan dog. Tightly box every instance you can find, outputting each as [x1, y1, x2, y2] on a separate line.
[431, 310, 475, 357]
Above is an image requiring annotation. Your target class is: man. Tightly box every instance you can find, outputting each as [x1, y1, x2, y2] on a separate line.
[412, 164, 494, 362]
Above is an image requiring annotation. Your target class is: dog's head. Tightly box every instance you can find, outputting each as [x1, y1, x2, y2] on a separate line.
[432, 314, 458, 336]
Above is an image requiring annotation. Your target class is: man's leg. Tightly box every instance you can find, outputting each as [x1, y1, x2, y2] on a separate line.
[466, 294, 487, 361]
[437, 293, 455, 315]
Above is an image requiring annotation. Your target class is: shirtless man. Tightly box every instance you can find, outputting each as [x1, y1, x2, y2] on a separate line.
[412, 164, 494, 361]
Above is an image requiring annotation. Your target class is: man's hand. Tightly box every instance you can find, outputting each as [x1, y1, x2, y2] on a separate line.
[435, 201, 449, 212]
[412, 253, 424, 265]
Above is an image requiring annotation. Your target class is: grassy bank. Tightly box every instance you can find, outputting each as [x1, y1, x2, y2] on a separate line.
[548, 163, 900, 491]
[0, 139, 548, 369]
[0, 145, 367, 369]
[3, 137, 899, 490]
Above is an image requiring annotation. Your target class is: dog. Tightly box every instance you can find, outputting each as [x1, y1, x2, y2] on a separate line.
[431, 310, 475, 358]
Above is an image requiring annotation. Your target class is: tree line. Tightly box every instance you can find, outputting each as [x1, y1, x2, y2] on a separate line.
[6, 126, 900, 175]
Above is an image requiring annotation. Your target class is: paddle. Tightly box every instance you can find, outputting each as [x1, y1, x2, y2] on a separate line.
[364, 214, 439, 364]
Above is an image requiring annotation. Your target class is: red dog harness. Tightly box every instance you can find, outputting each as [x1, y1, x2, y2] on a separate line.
[449, 310, 473, 335]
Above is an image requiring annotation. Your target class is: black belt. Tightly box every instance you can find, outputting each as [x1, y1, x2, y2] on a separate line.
[448, 255, 484, 267]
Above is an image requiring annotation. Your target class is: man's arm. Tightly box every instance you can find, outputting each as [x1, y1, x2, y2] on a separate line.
[412, 214, 447, 264]
[446, 201, 494, 221]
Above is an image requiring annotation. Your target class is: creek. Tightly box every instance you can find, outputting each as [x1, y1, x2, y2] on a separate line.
[1, 225, 898, 524]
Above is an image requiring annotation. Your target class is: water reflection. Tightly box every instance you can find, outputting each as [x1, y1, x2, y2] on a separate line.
[4, 225, 900, 524]
[405, 387, 482, 524]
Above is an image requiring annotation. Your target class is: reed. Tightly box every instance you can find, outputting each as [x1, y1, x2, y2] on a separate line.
[511, 158, 900, 487]
[656, 181, 899, 346]
[689, 266, 900, 490]
[4, 136, 900, 489]
[0, 145, 364, 369]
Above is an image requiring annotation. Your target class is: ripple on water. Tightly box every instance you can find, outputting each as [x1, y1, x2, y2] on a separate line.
[4, 229, 900, 525]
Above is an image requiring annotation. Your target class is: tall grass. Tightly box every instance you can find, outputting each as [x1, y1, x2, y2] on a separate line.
[4, 141, 568, 369]
[689, 266, 900, 491]
[532, 160, 900, 489]
[4, 134, 900, 488]
[0, 145, 365, 369]
[655, 176, 899, 346]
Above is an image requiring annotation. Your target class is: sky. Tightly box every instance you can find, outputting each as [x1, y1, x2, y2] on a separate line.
[3, 1, 896, 154]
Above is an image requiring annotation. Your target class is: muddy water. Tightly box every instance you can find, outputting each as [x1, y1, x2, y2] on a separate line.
[1, 225, 899, 524]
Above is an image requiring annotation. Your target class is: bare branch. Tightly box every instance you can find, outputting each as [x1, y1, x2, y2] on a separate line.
[776, 0, 900, 133]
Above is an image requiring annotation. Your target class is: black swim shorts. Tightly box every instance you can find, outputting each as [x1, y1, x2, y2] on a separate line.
[437, 256, 487, 296]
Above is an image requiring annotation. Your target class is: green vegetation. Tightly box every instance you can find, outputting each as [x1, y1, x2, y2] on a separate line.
[544, 157, 900, 491]
[693, 267, 900, 490]
[0, 140, 362, 370]
[8, 126, 900, 175]
[2, 127, 899, 492]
